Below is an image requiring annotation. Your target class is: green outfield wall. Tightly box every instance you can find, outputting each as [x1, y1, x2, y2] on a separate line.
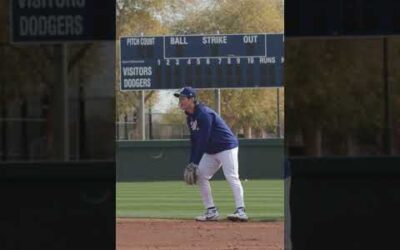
[117, 139, 283, 181]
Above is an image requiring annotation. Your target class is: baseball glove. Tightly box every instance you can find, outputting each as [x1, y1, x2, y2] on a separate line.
[184, 163, 198, 185]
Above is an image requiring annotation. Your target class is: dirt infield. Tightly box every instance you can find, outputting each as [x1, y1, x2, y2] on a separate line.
[117, 218, 284, 250]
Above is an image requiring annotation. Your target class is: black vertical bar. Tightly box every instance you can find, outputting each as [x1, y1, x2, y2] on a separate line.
[383, 37, 392, 155]
[1, 85, 6, 161]
[52, 44, 68, 160]
[41, 94, 49, 159]
[79, 85, 86, 159]
[21, 99, 28, 160]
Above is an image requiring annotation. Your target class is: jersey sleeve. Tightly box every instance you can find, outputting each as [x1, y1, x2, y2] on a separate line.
[190, 112, 213, 165]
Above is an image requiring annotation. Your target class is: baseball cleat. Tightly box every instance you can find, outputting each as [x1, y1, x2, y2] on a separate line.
[195, 207, 219, 221]
[227, 207, 248, 222]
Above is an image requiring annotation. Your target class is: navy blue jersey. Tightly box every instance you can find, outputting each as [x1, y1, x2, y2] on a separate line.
[185, 103, 238, 164]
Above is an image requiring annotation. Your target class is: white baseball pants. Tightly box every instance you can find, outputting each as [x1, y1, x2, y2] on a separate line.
[197, 147, 245, 209]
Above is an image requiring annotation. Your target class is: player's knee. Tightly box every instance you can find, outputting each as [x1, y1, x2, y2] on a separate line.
[196, 169, 209, 181]
[224, 174, 240, 183]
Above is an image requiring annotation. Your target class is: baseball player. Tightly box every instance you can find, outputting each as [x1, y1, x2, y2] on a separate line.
[174, 86, 248, 222]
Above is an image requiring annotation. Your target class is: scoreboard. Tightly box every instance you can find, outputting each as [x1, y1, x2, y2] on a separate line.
[119, 33, 284, 90]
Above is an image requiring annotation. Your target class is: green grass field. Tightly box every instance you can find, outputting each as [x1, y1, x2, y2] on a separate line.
[117, 179, 284, 221]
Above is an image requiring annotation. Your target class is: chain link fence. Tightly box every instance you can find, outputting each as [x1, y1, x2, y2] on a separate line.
[116, 113, 189, 140]
[116, 112, 284, 141]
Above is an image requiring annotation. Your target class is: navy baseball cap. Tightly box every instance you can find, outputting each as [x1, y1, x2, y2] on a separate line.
[173, 86, 196, 98]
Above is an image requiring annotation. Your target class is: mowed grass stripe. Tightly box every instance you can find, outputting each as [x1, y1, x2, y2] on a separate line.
[118, 202, 283, 208]
[117, 180, 282, 189]
[115, 212, 284, 220]
[117, 192, 283, 197]
[116, 210, 284, 220]
[117, 189, 283, 195]
[116, 197, 283, 202]
[117, 180, 284, 221]
[117, 192, 284, 198]
[117, 188, 283, 193]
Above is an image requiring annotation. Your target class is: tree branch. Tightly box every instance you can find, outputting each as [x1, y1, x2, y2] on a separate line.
[40, 45, 54, 62]
[145, 90, 155, 102]
[10, 45, 52, 88]
[68, 44, 93, 73]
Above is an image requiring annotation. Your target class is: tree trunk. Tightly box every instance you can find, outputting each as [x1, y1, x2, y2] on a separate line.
[137, 91, 145, 140]
[302, 127, 322, 156]
[346, 133, 357, 156]
[51, 44, 69, 160]
[244, 126, 252, 139]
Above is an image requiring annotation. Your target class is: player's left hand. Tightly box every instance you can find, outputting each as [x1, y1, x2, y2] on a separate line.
[184, 163, 198, 185]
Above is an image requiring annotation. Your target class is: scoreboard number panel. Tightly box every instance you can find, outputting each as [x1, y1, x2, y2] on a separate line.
[120, 33, 283, 90]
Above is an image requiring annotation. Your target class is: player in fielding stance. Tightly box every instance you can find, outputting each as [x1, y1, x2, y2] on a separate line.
[174, 86, 248, 222]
